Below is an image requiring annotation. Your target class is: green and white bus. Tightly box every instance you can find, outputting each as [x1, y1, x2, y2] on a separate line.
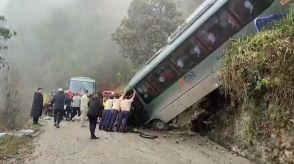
[124, 0, 292, 129]
[68, 77, 96, 94]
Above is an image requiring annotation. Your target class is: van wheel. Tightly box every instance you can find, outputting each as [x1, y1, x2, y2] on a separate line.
[152, 119, 169, 130]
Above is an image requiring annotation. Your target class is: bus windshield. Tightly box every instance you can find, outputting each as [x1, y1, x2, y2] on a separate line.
[69, 80, 95, 93]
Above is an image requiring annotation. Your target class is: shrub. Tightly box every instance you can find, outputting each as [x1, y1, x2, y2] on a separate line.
[220, 5, 294, 163]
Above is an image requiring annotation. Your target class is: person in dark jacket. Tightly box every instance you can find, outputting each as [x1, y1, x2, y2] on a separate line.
[30, 88, 44, 124]
[64, 92, 73, 121]
[51, 88, 66, 128]
[87, 92, 104, 139]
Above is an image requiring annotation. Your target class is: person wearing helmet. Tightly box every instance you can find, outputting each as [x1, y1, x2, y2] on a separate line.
[51, 88, 66, 128]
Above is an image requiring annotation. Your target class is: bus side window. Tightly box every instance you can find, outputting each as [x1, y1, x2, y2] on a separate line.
[228, 0, 273, 25]
[196, 16, 221, 50]
[196, 9, 243, 52]
[135, 81, 158, 104]
[170, 39, 206, 73]
[147, 62, 180, 93]
[218, 10, 240, 34]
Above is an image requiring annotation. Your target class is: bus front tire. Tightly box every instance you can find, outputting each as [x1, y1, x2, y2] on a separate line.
[152, 119, 169, 131]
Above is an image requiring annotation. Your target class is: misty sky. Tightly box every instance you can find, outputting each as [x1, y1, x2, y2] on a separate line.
[0, 0, 203, 113]
[1, 0, 133, 87]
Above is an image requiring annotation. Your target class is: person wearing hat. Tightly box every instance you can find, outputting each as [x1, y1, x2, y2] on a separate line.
[51, 88, 66, 128]
[30, 88, 44, 125]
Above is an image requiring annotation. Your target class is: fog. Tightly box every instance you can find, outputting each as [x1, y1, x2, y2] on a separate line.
[0, 0, 203, 115]
[0, 0, 134, 114]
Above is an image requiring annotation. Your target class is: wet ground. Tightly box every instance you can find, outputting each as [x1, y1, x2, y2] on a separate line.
[24, 119, 251, 164]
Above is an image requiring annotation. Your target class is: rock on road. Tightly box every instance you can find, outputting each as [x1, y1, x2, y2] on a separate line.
[25, 120, 251, 164]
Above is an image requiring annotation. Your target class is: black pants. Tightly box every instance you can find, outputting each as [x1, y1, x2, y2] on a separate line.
[33, 117, 39, 124]
[65, 106, 72, 120]
[54, 109, 63, 125]
[77, 107, 81, 117]
[88, 116, 98, 137]
[71, 107, 80, 119]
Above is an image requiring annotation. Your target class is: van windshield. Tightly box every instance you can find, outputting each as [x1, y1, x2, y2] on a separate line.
[69, 80, 95, 93]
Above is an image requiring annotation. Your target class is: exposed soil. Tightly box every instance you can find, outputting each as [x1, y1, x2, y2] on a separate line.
[19, 119, 251, 164]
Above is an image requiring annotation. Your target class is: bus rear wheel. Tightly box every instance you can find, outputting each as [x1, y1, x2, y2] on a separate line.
[152, 119, 169, 130]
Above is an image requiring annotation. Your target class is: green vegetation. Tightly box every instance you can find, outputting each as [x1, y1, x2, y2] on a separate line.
[0, 16, 23, 131]
[0, 15, 16, 56]
[112, 0, 182, 67]
[218, 5, 294, 163]
[0, 135, 29, 160]
[0, 81, 23, 130]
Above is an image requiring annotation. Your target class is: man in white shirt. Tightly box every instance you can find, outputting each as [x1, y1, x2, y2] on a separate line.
[117, 92, 136, 133]
[105, 93, 123, 132]
[100, 95, 113, 130]
[80, 90, 89, 127]
[71, 93, 81, 120]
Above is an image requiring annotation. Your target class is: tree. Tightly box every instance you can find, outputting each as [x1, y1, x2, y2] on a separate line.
[112, 0, 183, 67]
[0, 16, 21, 130]
[0, 15, 16, 66]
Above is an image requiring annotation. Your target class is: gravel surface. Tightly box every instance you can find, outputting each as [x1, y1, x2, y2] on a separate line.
[24, 120, 252, 164]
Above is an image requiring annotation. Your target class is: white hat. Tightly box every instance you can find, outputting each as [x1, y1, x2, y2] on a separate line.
[58, 88, 63, 92]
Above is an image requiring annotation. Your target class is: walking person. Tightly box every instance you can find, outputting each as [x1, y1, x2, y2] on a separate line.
[117, 91, 136, 133]
[30, 88, 44, 125]
[71, 93, 81, 120]
[51, 88, 65, 128]
[100, 95, 112, 130]
[105, 93, 122, 132]
[64, 92, 72, 121]
[87, 93, 104, 139]
[80, 90, 89, 127]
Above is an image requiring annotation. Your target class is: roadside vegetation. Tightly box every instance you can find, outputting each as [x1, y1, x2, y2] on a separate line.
[0, 80, 23, 131]
[0, 16, 23, 131]
[176, 4, 293, 164]
[112, 0, 183, 67]
[214, 5, 294, 163]
[0, 135, 29, 160]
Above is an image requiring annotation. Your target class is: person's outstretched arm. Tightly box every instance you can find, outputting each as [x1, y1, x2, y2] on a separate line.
[130, 91, 136, 101]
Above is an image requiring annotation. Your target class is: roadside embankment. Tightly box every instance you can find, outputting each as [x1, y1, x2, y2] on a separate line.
[177, 5, 293, 164]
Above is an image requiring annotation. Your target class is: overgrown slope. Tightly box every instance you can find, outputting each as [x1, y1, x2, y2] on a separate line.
[217, 5, 294, 163]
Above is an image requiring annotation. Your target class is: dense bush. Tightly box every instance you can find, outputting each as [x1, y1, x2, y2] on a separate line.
[220, 5, 294, 163]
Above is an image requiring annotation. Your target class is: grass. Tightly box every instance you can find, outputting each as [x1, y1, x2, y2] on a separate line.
[0, 135, 29, 160]
[217, 4, 294, 163]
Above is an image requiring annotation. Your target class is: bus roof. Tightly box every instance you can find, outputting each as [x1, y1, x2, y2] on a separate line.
[70, 77, 96, 82]
[125, 0, 224, 91]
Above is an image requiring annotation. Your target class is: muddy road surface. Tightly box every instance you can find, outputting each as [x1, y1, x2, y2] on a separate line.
[25, 119, 251, 164]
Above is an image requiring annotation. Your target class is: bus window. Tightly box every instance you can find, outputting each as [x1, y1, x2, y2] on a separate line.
[135, 81, 158, 103]
[170, 39, 206, 73]
[218, 10, 240, 34]
[196, 10, 240, 51]
[196, 16, 222, 50]
[147, 62, 180, 93]
[228, 0, 272, 25]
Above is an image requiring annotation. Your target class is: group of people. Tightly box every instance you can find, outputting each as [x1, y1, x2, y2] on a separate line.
[100, 92, 136, 133]
[30, 87, 136, 139]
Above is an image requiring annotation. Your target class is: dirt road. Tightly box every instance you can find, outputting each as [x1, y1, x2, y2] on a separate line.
[25, 119, 251, 164]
